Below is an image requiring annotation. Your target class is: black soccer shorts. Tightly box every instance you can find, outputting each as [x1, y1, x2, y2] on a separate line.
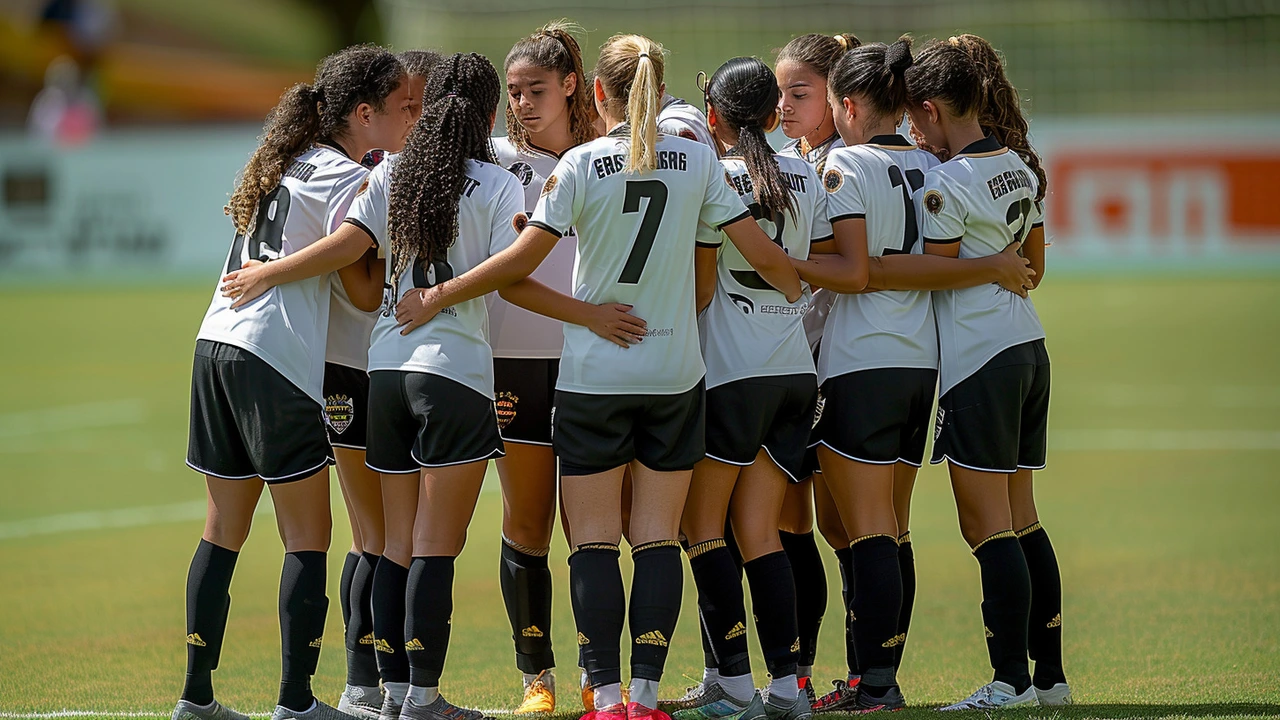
[323, 362, 370, 450]
[492, 358, 559, 446]
[365, 370, 506, 473]
[553, 380, 706, 476]
[816, 367, 939, 467]
[705, 374, 818, 482]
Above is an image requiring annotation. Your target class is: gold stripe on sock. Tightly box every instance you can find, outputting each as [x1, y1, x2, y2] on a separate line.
[685, 538, 726, 559]
[502, 534, 551, 557]
[897, 531, 911, 544]
[971, 530, 1017, 553]
[571, 542, 620, 558]
[850, 533, 898, 547]
[632, 539, 682, 555]
[1015, 522, 1043, 538]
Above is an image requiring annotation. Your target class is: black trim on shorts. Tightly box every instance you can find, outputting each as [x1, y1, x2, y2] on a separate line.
[527, 221, 563, 238]
[717, 209, 754, 230]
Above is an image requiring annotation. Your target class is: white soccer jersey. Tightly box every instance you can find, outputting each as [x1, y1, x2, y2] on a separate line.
[922, 136, 1046, 396]
[658, 95, 716, 148]
[783, 133, 845, 174]
[701, 153, 830, 388]
[487, 136, 577, 359]
[817, 135, 941, 384]
[325, 278, 377, 370]
[197, 144, 367, 403]
[352, 155, 526, 399]
[530, 127, 751, 395]
[784, 133, 845, 351]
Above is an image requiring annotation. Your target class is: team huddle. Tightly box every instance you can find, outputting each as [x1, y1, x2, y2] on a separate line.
[177, 22, 1067, 720]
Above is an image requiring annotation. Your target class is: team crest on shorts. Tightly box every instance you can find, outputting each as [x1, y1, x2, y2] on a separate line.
[326, 394, 355, 434]
[823, 168, 844, 193]
[512, 212, 528, 233]
[508, 161, 534, 187]
[924, 189, 945, 215]
[495, 392, 519, 429]
[541, 174, 558, 196]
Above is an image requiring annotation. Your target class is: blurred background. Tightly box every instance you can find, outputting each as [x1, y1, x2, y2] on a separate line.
[1, 0, 1278, 715]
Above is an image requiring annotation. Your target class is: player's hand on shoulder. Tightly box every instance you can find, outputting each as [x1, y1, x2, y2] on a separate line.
[220, 260, 273, 309]
[586, 302, 647, 349]
[992, 241, 1035, 297]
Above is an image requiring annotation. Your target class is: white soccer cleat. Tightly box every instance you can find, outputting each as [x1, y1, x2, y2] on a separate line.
[337, 684, 384, 720]
[1034, 683, 1072, 706]
[271, 699, 360, 720]
[938, 681, 1038, 711]
[171, 699, 251, 720]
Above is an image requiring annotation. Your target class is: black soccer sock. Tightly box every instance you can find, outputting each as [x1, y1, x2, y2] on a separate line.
[629, 541, 684, 682]
[569, 543, 626, 688]
[780, 530, 827, 668]
[340, 551, 358, 634]
[405, 556, 455, 688]
[849, 535, 903, 692]
[834, 545, 858, 677]
[688, 539, 751, 677]
[346, 552, 380, 687]
[371, 557, 411, 684]
[1018, 523, 1066, 688]
[278, 551, 329, 711]
[500, 538, 555, 674]
[680, 536, 719, 670]
[973, 532, 1032, 693]
[743, 550, 800, 679]
[182, 540, 239, 706]
[895, 533, 916, 671]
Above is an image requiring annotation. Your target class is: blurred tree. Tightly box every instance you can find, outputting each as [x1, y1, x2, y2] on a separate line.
[311, 0, 382, 48]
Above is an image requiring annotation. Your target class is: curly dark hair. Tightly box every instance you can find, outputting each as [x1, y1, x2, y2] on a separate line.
[905, 36, 1046, 201]
[504, 21, 597, 153]
[776, 32, 861, 77]
[226, 44, 404, 234]
[388, 52, 501, 286]
[705, 57, 795, 222]
[829, 37, 914, 125]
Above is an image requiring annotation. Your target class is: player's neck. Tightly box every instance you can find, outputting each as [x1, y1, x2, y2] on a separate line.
[803, 116, 837, 151]
[943, 118, 986, 156]
[528, 121, 575, 156]
[856, 118, 898, 146]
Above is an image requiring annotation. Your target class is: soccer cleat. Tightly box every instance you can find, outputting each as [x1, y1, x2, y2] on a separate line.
[761, 687, 812, 720]
[796, 678, 817, 711]
[585, 703, 628, 720]
[671, 683, 752, 720]
[336, 685, 383, 720]
[1034, 683, 1072, 706]
[399, 694, 487, 720]
[515, 670, 556, 715]
[627, 701, 673, 720]
[270, 698, 361, 720]
[376, 694, 402, 720]
[938, 681, 1038, 711]
[172, 699, 251, 720]
[660, 683, 714, 713]
[847, 685, 906, 713]
[811, 679, 860, 714]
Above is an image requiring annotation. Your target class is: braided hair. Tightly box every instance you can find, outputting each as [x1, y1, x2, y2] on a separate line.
[388, 52, 501, 287]
[705, 57, 795, 221]
[504, 21, 597, 153]
[227, 44, 404, 234]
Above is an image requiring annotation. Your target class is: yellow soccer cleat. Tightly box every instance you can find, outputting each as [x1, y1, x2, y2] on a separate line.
[516, 670, 556, 715]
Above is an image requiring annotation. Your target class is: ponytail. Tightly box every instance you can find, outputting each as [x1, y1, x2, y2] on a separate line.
[227, 44, 404, 235]
[705, 56, 795, 221]
[389, 53, 500, 288]
[596, 34, 666, 174]
[828, 37, 914, 125]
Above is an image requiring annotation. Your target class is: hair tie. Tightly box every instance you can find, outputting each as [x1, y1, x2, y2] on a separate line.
[445, 92, 459, 98]
[834, 34, 848, 50]
[638, 51, 650, 60]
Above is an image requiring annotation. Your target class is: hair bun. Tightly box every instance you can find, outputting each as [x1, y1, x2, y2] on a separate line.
[885, 38, 913, 76]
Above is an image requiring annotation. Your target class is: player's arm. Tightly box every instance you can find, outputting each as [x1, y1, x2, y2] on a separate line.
[872, 242, 1033, 295]
[222, 221, 375, 308]
[790, 217, 869, 293]
[1023, 218, 1045, 289]
[721, 218, 802, 303]
[695, 245, 719, 313]
[336, 248, 385, 312]
[498, 278, 647, 349]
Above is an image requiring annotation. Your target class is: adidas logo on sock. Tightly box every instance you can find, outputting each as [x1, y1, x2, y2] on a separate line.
[186, 633, 207, 647]
[1046, 613, 1062, 628]
[374, 638, 395, 654]
[405, 638, 424, 651]
[849, 610, 857, 622]
[359, 632, 375, 645]
[577, 632, 590, 646]
[984, 626, 994, 638]
[790, 637, 801, 653]
[522, 625, 545, 638]
[635, 630, 669, 647]
[308, 637, 323, 649]
[881, 633, 907, 648]
[725, 622, 747, 640]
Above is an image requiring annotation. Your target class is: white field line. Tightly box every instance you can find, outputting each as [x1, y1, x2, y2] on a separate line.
[0, 500, 274, 542]
[0, 400, 146, 439]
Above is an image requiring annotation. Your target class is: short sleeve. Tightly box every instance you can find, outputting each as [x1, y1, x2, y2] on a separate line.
[807, 165, 833, 241]
[921, 170, 966, 244]
[1030, 199, 1045, 229]
[695, 220, 723, 249]
[345, 161, 390, 251]
[822, 152, 865, 223]
[699, 155, 751, 231]
[529, 155, 579, 238]
[489, 172, 527, 256]
[326, 164, 371, 236]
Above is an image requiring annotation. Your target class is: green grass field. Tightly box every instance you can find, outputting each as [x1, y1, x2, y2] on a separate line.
[1, 278, 1278, 720]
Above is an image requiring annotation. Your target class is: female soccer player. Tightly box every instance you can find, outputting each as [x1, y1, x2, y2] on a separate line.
[673, 56, 864, 720]
[392, 33, 800, 720]
[177, 45, 411, 720]
[904, 35, 1068, 709]
[488, 23, 597, 715]
[775, 31, 859, 707]
[330, 48, 441, 720]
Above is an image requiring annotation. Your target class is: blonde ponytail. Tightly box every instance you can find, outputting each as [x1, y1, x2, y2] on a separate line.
[596, 34, 666, 174]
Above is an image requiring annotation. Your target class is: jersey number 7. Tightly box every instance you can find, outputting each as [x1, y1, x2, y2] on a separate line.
[618, 180, 669, 284]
